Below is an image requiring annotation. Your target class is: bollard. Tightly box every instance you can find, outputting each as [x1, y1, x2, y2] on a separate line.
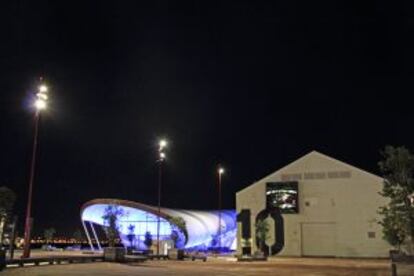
[391, 263, 397, 276]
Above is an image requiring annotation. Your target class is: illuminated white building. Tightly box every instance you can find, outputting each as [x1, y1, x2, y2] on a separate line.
[236, 151, 390, 257]
[81, 199, 236, 253]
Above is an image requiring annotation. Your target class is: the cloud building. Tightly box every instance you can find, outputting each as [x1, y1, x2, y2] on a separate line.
[81, 199, 236, 253]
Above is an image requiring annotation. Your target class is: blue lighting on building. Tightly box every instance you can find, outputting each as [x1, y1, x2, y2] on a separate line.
[81, 199, 237, 251]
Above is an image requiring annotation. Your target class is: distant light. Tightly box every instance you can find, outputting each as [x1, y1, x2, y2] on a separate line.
[160, 152, 166, 160]
[34, 99, 47, 110]
[159, 139, 167, 149]
[218, 168, 225, 175]
[39, 85, 48, 93]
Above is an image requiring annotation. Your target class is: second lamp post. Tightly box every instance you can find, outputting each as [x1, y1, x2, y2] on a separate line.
[217, 166, 225, 250]
[156, 139, 167, 256]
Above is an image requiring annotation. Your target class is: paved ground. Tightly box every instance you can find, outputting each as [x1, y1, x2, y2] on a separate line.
[3, 257, 404, 276]
[7, 249, 94, 259]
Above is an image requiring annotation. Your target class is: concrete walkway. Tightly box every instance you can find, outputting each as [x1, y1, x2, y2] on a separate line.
[2, 258, 396, 276]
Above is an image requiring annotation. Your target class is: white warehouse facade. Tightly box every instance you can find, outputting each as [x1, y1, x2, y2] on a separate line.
[236, 151, 390, 257]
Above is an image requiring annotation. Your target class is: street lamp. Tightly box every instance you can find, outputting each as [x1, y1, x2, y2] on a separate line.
[217, 166, 225, 250]
[22, 82, 49, 258]
[156, 139, 167, 256]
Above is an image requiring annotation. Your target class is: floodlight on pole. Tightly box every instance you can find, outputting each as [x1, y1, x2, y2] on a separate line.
[156, 138, 168, 256]
[160, 152, 166, 160]
[22, 80, 49, 258]
[217, 165, 225, 250]
[34, 85, 48, 111]
[159, 139, 167, 150]
[34, 99, 47, 110]
[39, 85, 48, 93]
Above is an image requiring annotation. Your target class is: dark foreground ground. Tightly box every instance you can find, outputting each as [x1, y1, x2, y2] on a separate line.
[4, 257, 412, 276]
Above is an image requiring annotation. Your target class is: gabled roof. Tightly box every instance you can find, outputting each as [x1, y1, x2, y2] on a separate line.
[237, 150, 383, 195]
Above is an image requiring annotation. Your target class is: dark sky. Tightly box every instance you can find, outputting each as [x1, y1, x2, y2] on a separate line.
[1, 1, 414, 236]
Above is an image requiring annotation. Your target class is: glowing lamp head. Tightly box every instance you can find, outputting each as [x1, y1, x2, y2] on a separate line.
[39, 85, 48, 93]
[159, 139, 167, 150]
[218, 167, 225, 175]
[34, 83, 49, 111]
[160, 152, 166, 160]
[34, 99, 47, 110]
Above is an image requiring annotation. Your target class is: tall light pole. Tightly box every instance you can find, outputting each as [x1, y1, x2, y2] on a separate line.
[156, 139, 167, 256]
[217, 166, 224, 250]
[22, 82, 48, 258]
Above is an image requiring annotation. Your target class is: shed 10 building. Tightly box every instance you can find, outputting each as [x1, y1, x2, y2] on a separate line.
[236, 151, 390, 257]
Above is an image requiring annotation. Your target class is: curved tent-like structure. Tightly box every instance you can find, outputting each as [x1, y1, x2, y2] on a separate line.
[81, 199, 237, 251]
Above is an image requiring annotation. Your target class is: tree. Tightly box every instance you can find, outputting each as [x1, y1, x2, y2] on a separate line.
[255, 219, 270, 254]
[126, 224, 135, 248]
[44, 228, 56, 244]
[210, 233, 219, 248]
[379, 207, 407, 250]
[170, 230, 179, 248]
[378, 146, 414, 254]
[0, 186, 16, 243]
[169, 216, 187, 248]
[102, 205, 124, 247]
[144, 231, 153, 249]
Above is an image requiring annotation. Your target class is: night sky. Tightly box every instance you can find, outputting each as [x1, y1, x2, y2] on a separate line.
[1, 1, 414, 236]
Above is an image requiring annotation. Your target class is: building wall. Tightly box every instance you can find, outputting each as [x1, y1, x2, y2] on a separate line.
[236, 151, 390, 257]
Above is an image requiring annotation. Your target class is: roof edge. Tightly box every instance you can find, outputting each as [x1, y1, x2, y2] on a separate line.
[237, 150, 383, 195]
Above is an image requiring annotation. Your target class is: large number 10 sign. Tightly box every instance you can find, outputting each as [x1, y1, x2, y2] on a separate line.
[237, 207, 284, 255]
